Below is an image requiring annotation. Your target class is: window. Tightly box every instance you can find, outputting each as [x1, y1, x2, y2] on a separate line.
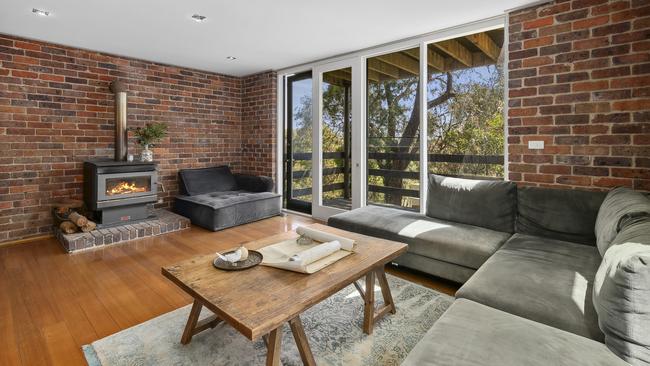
[426, 30, 505, 179]
[366, 47, 421, 210]
[280, 19, 506, 218]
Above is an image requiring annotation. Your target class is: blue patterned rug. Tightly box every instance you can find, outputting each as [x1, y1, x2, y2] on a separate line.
[83, 274, 452, 366]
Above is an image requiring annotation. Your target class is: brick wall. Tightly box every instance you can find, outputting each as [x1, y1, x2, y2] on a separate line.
[241, 71, 277, 178]
[507, 0, 650, 191]
[0, 34, 276, 243]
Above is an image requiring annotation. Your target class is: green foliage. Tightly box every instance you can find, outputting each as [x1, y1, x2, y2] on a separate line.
[132, 122, 168, 147]
[289, 60, 505, 209]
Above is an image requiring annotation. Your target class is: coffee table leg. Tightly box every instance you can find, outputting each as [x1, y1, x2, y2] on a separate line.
[181, 300, 203, 345]
[363, 270, 376, 334]
[289, 316, 316, 366]
[376, 266, 396, 315]
[362, 266, 397, 335]
[266, 327, 283, 366]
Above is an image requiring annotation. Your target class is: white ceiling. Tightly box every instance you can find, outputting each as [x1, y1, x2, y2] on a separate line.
[0, 0, 538, 77]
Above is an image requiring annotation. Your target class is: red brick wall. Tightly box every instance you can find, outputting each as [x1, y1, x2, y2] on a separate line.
[0, 34, 276, 243]
[507, 0, 650, 191]
[241, 71, 277, 178]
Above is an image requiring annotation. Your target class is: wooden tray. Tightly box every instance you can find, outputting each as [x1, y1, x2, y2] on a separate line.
[213, 250, 263, 271]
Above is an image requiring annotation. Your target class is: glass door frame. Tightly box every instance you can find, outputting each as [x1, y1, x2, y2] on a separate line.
[285, 71, 313, 214]
[311, 58, 364, 220]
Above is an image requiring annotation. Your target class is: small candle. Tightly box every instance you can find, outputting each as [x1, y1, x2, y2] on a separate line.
[127, 154, 134, 162]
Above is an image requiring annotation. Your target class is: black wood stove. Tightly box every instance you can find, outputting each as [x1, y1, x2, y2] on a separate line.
[82, 80, 158, 226]
[83, 160, 157, 226]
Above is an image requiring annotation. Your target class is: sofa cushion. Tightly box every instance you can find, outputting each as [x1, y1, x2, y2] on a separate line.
[233, 174, 274, 192]
[178, 166, 238, 196]
[456, 233, 603, 341]
[593, 220, 650, 365]
[392, 252, 477, 284]
[174, 190, 281, 231]
[328, 205, 510, 270]
[517, 186, 606, 245]
[426, 174, 516, 233]
[402, 299, 628, 366]
[595, 187, 650, 256]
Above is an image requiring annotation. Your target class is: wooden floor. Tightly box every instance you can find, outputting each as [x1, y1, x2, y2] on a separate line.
[0, 214, 458, 366]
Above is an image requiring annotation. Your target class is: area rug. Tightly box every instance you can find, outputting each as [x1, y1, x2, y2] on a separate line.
[83, 274, 452, 366]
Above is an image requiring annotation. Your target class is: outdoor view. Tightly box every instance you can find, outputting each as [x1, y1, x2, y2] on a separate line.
[368, 30, 505, 210]
[286, 29, 504, 212]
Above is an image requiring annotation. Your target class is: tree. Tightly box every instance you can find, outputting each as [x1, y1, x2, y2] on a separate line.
[290, 61, 504, 208]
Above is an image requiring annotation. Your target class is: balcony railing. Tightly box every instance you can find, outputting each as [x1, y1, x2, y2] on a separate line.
[288, 152, 503, 201]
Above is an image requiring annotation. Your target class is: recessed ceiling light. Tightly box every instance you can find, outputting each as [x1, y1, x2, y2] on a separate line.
[191, 14, 207, 22]
[32, 8, 51, 16]
[226, 56, 237, 61]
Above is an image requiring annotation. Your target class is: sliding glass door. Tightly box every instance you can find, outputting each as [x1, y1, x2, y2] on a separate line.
[311, 59, 361, 220]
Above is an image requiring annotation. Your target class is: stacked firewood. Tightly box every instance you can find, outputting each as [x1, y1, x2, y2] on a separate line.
[53, 199, 97, 234]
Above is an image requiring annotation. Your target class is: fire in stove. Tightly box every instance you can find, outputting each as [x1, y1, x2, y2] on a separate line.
[107, 181, 148, 196]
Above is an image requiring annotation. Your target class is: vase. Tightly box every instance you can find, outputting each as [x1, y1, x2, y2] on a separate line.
[140, 144, 153, 162]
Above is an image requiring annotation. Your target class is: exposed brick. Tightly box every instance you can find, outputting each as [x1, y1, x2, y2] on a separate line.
[556, 175, 592, 186]
[524, 36, 555, 48]
[573, 166, 609, 176]
[592, 135, 631, 145]
[556, 9, 589, 22]
[0, 34, 275, 244]
[555, 135, 589, 145]
[540, 43, 573, 56]
[556, 72, 589, 83]
[594, 156, 633, 167]
[524, 16, 555, 30]
[555, 114, 590, 124]
[573, 15, 610, 30]
[593, 22, 632, 37]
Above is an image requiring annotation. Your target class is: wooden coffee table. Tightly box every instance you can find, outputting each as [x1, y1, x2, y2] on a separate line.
[161, 223, 407, 365]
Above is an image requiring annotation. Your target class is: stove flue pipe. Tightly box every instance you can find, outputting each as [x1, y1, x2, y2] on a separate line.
[109, 80, 128, 162]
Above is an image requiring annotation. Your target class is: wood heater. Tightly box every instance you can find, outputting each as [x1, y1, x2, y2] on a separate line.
[83, 161, 158, 226]
[82, 80, 158, 226]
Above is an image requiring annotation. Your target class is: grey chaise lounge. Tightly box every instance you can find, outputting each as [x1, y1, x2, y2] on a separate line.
[329, 175, 650, 365]
[174, 166, 281, 231]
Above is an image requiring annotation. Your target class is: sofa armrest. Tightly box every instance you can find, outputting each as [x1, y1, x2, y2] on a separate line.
[234, 174, 274, 193]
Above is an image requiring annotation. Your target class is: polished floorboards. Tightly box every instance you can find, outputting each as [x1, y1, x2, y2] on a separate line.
[0, 214, 458, 366]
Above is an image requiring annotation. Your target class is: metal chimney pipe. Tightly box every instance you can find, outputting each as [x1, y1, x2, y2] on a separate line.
[109, 80, 128, 162]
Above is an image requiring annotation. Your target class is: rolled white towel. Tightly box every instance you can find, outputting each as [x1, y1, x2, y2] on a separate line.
[296, 227, 355, 251]
[289, 240, 341, 266]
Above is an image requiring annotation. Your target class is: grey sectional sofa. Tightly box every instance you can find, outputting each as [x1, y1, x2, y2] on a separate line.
[328, 174, 650, 366]
[173, 166, 281, 231]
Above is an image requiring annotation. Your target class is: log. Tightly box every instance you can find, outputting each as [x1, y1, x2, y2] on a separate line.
[59, 221, 78, 234]
[53, 198, 84, 215]
[81, 221, 97, 233]
[68, 212, 89, 227]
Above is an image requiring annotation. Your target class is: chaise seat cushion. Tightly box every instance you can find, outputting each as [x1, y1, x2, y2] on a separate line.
[175, 190, 281, 231]
[456, 233, 604, 341]
[328, 205, 510, 270]
[402, 299, 627, 366]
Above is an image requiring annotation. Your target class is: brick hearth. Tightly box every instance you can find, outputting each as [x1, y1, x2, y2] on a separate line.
[55, 209, 190, 252]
